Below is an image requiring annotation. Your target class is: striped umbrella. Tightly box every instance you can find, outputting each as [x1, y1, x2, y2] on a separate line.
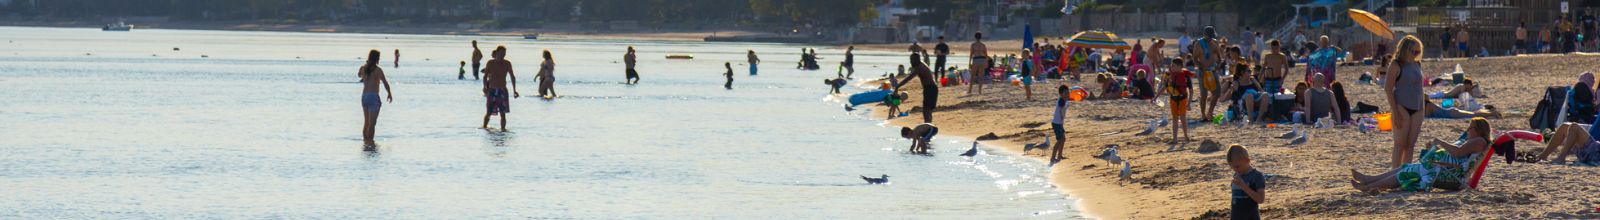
[1063, 30, 1131, 50]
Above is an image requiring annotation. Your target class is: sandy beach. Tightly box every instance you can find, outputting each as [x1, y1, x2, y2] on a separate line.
[869, 54, 1600, 219]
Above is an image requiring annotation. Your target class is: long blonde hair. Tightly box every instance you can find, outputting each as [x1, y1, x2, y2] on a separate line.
[1391, 35, 1423, 65]
[1469, 117, 1491, 139]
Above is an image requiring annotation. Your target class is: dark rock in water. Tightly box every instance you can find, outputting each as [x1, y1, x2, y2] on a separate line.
[975, 132, 1000, 141]
[1196, 140, 1222, 153]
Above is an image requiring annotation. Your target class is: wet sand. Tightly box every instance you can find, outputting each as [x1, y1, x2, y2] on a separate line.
[869, 54, 1600, 219]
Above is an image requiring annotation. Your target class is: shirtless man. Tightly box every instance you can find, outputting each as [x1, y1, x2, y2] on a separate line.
[895, 53, 939, 123]
[1147, 39, 1166, 73]
[357, 50, 394, 146]
[747, 50, 761, 75]
[624, 46, 640, 84]
[481, 46, 521, 131]
[1255, 40, 1290, 122]
[393, 49, 400, 68]
[969, 32, 990, 95]
[470, 41, 483, 80]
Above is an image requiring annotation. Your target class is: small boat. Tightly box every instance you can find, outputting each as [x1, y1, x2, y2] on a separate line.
[102, 22, 132, 31]
[523, 33, 540, 40]
[665, 54, 694, 59]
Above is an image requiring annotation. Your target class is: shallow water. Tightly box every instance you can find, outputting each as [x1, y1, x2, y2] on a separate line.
[0, 26, 1080, 219]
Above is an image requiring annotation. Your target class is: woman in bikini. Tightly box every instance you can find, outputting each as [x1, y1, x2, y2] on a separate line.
[1385, 36, 1428, 168]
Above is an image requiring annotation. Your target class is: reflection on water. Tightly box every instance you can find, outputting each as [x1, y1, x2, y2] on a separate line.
[0, 26, 1080, 219]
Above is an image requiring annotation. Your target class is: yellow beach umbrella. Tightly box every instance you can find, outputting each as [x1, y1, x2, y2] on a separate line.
[1348, 9, 1394, 40]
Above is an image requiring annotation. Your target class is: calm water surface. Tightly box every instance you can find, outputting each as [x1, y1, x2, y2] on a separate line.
[0, 26, 1081, 219]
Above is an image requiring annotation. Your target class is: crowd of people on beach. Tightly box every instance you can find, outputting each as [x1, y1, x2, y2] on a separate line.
[855, 21, 1600, 218]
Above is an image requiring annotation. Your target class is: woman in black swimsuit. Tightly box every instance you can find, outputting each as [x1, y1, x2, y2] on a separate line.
[1385, 36, 1427, 168]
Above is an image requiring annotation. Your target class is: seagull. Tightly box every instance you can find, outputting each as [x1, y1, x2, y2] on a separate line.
[1095, 145, 1121, 166]
[861, 175, 890, 184]
[1277, 126, 1300, 139]
[1119, 160, 1133, 184]
[1023, 138, 1051, 153]
[1288, 133, 1308, 146]
[959, 142, 979, 157]
[1135, 119, 1162, 136]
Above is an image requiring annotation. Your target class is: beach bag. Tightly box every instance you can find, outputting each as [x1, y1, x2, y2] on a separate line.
[1530, 86, 1570, 130]
[1569, 85, 1596, 124]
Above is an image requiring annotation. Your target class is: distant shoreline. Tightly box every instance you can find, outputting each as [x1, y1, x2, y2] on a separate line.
[0, 21, 768, 42]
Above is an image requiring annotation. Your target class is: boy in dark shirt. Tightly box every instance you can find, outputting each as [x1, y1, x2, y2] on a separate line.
[1228, 144, 1266, 220]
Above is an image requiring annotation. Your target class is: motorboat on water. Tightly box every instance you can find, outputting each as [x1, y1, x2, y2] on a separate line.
[102, 22, 132, 31]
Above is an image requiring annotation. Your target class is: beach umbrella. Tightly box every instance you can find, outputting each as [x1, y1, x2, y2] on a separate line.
[1063, 30, 1131, 50]
[1347, 9, 1394, 40]
[1023, 24, 1035, 51]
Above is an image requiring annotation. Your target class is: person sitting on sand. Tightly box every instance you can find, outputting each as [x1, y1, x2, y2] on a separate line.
[481, 46, 522, 130]
[1536, 110, 1600, 164]
[536, 50, 556, 98]
[1094, 73, 1125, 100]
[1051, 85, 1072, 161]
[894, 53, 939, 124]
[1225, 62, 1262, 123]
[357, 50, 394, 146]
[1350, 118, 1490, 193]
[1131, 70, 1156, 100]
[1301, 73, 1340, 125]
[1228, 144, 1266, 220]
[1331, 82, 1355, 123]
[901, 123, 938, 154]
[1160, 58, 1194, 150]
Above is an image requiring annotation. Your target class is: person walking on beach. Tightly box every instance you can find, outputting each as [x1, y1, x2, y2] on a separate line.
[747, 50, 760, 75]
[1050, 85, 1071, 161]
[393, 49, 400, 68]
[1385, 36, 1427, 168]
[895, 53, 938, 124]
[723, 62, 734, 90]
[969, 32, 990, 95]
[1161, 58, 1194, 150]
[1193, 26, 1222, 123]
[1456, 27, 1470, 58]
[843, 46, 856, 79]
[357, 50, 394, 146]
[1516, 22, 1529, 54]
[624, 46, 640, 84]
[481, 46, 521, 131]
[934, 36, 950, 78]
[537, 50, 557, 98]
[471, 40, 483, 80]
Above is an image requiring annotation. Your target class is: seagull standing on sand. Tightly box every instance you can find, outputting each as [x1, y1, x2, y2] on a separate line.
[1135, 119, 1165, 136]
[861, 175, 890, 184]
[1023, 137, 1050, 153]
[1119, 160, 1133, 184]
[960, 142, 979, 157]
[1095, 145, 1122, 166]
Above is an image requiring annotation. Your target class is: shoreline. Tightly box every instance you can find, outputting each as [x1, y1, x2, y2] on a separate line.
[860, 54, 1600, 219]
[0, 21, 761, 42]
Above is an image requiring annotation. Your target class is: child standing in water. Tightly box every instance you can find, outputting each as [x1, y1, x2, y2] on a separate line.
[357, 50, 394, 146]
[747, 50, 760, 75]
[481, 46, 521, 131]
[723, 62, 734, 90]
[393, 49, 400, 68]
[458, 61, 466, 80]
[624, 46, 640, 84]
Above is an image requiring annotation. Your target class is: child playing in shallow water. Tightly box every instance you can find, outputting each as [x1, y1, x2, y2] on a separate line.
[901, 123, 938, 153]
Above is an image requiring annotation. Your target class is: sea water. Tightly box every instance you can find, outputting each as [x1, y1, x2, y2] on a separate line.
[0, 26, 1080, 219]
